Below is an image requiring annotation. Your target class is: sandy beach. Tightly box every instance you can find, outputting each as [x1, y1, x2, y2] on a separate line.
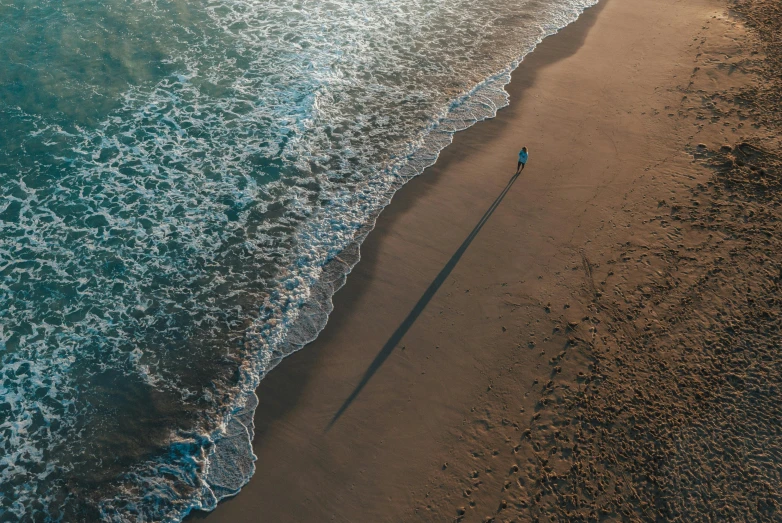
[193, 0, 782, 520]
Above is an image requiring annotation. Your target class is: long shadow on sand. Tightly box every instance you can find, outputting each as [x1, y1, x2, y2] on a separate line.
[328, 171, 522, 429]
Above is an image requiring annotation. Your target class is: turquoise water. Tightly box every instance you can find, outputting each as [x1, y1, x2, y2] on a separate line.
[0, 0, 596, 520]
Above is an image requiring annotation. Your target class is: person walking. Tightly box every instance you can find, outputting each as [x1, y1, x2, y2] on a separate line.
[516, 146, 529, 174]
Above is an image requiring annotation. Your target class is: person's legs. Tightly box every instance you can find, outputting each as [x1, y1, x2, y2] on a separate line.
[520, 162, 525, 172]
[516, 161, 522, 174]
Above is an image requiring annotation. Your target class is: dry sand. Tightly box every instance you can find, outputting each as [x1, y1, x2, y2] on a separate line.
[192, 0, 782, 520]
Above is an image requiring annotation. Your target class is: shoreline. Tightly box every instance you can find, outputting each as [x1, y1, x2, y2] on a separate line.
[195, 2, 601, 512]
[192, 0, 782, 519]
[191, 1, 608, 519]
[191, 1, 606, 518]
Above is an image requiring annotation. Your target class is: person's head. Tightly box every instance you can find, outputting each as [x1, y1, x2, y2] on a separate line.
[522, 146, 527, 152]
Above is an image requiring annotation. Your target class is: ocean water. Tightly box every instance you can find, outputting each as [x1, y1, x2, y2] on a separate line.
[0, 0, 597, 520]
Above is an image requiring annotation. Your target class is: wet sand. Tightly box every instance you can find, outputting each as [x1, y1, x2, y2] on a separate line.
[193, 0, 782, 520]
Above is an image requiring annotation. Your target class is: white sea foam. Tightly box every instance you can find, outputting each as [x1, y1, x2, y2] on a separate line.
[0, 0, 597, 520]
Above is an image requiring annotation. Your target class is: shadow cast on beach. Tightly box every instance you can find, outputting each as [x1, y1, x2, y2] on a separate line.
[322, 0, 609, 429]
[327, 172, 521, 429]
